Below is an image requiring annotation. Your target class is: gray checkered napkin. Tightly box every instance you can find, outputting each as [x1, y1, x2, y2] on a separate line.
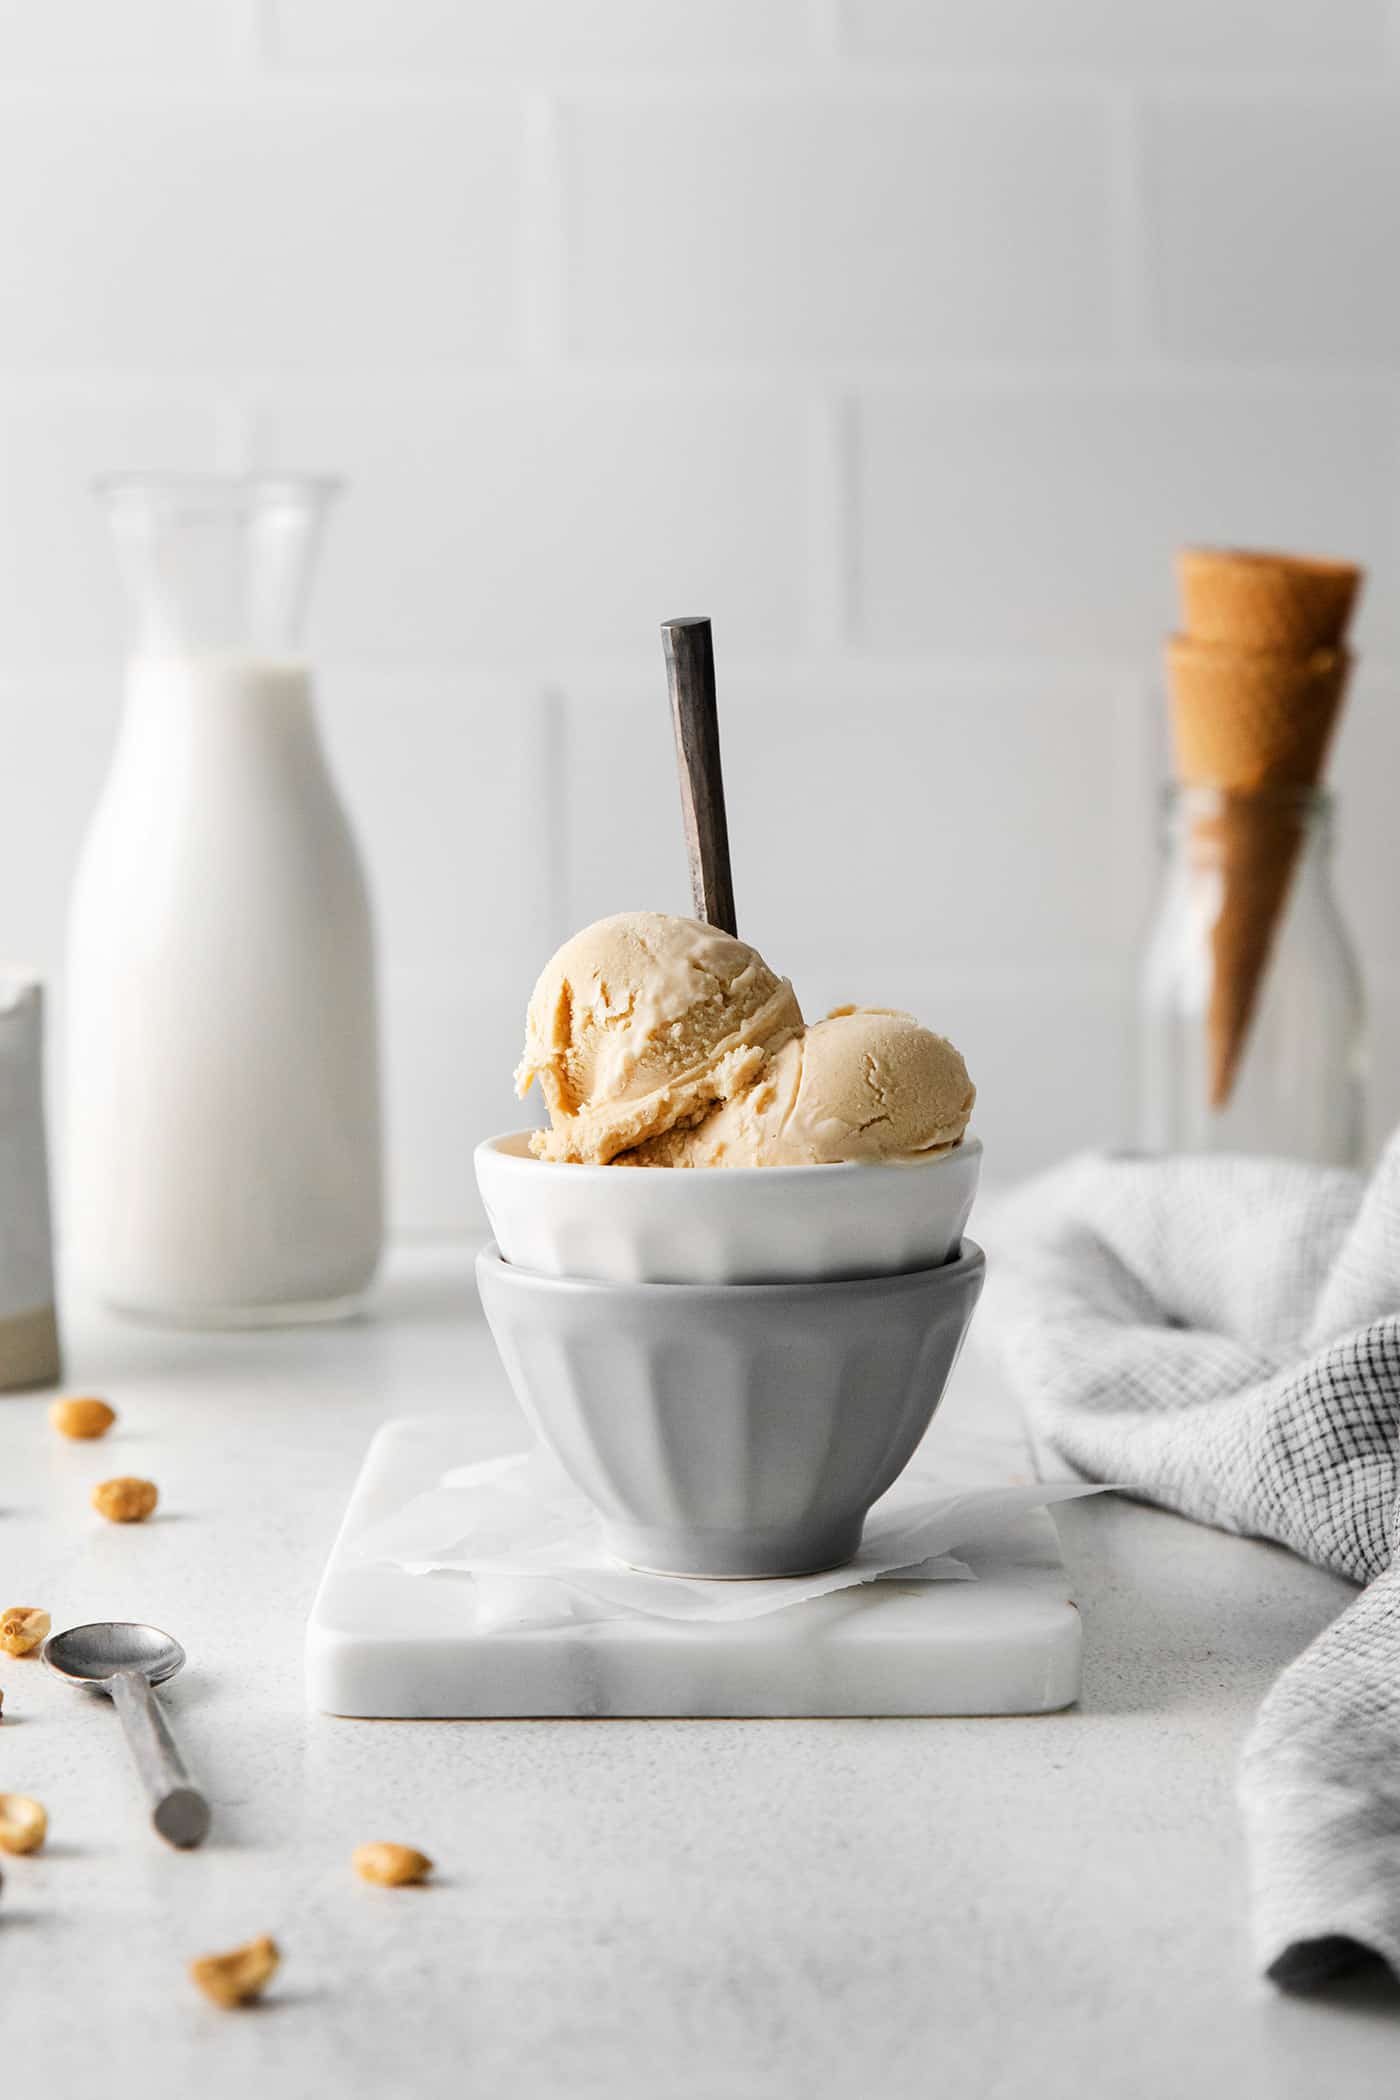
[988, 1133, 1400, 1990]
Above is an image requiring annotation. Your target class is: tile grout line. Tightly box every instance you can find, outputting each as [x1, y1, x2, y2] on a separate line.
[520, 93, 568, 368]
[213, 394, 258, 473]
[5, 361, 1392, 396]
[229, 0, 270, 75]
[834, 394, 862, 650]
[1106, 84, 1153, 362]
[539, 684, 572, 947]
[804, 387, 848, 655]
[808, 0, 843, 62]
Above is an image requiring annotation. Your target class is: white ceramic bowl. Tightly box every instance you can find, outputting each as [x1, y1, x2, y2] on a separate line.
[476, 1238, 985, 1577]
[474, 1129, 981, 1286]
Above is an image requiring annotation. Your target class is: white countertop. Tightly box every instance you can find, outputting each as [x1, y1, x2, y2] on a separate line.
[5, 1249, 1398, 2100]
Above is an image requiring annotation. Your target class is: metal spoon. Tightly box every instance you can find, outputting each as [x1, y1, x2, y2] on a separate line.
[43, 1622, 210, 1849]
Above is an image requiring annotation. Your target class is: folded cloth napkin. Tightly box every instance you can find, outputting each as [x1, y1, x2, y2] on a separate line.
[988, 1135, 1400, 1992]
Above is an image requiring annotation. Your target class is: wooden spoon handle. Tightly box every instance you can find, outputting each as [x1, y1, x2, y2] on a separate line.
[662, 615, 737, 936]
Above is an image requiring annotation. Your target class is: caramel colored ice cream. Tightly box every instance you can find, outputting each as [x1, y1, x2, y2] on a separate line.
[516, 912, 802, 1165]
[623, 1009, 975, 1168]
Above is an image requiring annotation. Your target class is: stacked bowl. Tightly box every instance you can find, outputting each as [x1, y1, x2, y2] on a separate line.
[475, 1131, 984, 1578]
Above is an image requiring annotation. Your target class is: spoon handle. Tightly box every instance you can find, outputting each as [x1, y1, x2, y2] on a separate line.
[110, 1668, 211, 1849]
[662, 615, 738, 936]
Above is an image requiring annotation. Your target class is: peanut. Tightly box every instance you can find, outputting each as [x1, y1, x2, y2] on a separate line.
[189, 1935, 280, 2008]
[0, 1607, 49, 1656]
[353, 1841, 433, 1887]
[92, 1476, 158, 1523]
[0, 1795, 47, 1854]
[50, 1395, 116, 1440]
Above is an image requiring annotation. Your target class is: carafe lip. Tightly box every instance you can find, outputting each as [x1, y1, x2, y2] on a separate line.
[94, 473, 343, 516]
[1159, 781, 1337, 856]
[1160, 781, 1334, 819]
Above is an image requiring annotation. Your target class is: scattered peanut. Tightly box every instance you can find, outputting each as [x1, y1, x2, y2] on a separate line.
[50, 1395, 116, 1440]
[92, 1476, 158, 1523]
[353, 1842, 433, 1887]
[0, 1687, 5, 1721]
[189, 1935, 280, 2009]
[0, 1795, 48, 1855]
[0, 1607, 50, 1657]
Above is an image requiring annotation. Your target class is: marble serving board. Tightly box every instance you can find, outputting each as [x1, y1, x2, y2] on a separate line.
[306, 1396, 1082, 1719]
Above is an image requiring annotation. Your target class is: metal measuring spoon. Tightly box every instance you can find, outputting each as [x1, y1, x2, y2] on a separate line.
[43, 1622, 210, 1848]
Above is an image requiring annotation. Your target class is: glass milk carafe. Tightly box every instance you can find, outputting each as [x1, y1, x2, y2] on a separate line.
[1139, 785, 1364, 1167]
[66, 476, 383, 1325]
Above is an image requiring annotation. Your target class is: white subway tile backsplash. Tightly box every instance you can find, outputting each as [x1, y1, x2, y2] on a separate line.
[722, 680, 1149, 968]
[355, 693, 558, 1237]
[249, 383, 810, 661]
[0, 0, 236, 71]
[558, 676, 747, 936]
[561, 94, 1115, 360]
[1147, 95, 1400, 360]
[0, 99, 521, 370]
[839, 1, 1390, 74]
[0, 670, 117, 969]
[931, 963, 1135, 1173]
[555, 670, 1153, 969]
[379, 961, 521, 1238]
[743, 692, 1152, 968]
[268, 0, 811, 71]
[0, 7, 1397, 1216]
[853, 384, 1396, 658]
[319, 670, 557, 1236]
[317, 669, 557, 974]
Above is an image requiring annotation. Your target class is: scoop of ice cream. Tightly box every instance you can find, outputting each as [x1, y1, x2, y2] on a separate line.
[623, 1007, 974, 1168]
[515, 912, 803, 1164]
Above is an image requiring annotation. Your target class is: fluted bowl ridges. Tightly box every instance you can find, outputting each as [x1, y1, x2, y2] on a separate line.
[475, 1239, 985, 1578]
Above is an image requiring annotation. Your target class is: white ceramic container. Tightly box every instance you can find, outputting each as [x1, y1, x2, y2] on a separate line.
[475, 1129, 981, 1286]
[475, 1238, 985, 1577]
[0, 976, 60, 1389]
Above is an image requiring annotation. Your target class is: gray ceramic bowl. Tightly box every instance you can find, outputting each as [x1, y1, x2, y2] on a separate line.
[475, 1238, 985, 1578]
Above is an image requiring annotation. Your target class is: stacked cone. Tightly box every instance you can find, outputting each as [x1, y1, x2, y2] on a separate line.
[1165, 547, 1363, 1109]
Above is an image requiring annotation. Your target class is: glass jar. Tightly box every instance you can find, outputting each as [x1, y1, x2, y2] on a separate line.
[1139, 785, 1364, 1166]
[66, 476, 383, 1326]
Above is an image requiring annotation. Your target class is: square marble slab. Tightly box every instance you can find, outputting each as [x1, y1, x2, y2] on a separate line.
[307, 1409, 1081, 1719]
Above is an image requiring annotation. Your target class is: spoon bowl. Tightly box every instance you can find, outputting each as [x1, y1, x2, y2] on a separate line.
[44, 1620, 186, 1688]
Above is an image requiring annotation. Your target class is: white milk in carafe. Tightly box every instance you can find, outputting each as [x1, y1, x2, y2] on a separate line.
[66, 653, 382, 1322]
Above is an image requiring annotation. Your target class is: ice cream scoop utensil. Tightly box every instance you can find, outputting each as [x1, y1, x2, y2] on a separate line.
[42, 1621, 210, 1848]
[662, 615, 737, 936]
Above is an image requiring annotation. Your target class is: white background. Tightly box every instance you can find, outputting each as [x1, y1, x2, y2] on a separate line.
[4, 0, 1399, 1234]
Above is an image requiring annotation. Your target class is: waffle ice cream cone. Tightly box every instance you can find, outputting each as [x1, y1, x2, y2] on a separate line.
[1165, 632, 1354, 1109]
[1167, 637, 1350, 791]
[1187, 794, 1308, 1109]
[1178, 547, 1362, 655]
